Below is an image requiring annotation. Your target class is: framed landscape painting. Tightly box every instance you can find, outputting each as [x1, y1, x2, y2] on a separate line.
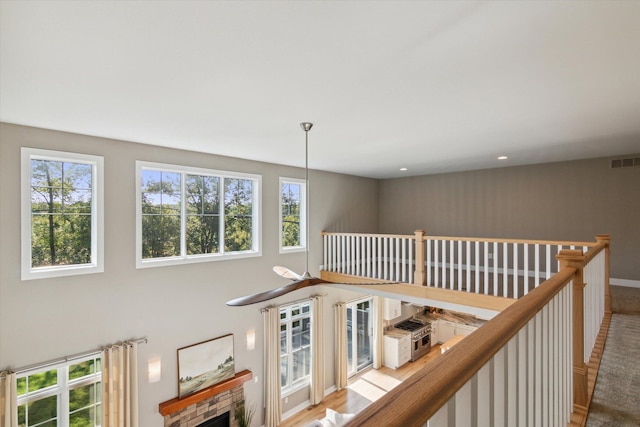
[178, 334, 235, 397]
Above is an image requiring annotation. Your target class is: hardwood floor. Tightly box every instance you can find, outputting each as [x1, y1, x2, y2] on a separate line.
[280, 344, 443, 427]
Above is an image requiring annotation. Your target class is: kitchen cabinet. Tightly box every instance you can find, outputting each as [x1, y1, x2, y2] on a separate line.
[454, 323, 477, 337]
[383, 298, 401, 320]
[383, 333, 411, 369]
[437, 320, 456, 344]
[431, 319, 478, 344]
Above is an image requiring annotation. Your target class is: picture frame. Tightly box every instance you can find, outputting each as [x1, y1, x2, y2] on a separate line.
[177, 334, 235, 398]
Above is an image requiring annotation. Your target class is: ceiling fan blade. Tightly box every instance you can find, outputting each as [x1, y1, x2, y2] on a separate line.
[226, 277, 330, 306]
[273, 265, 302, 280]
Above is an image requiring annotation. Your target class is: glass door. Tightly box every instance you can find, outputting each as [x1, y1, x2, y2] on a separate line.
[346, 297, 373, 377]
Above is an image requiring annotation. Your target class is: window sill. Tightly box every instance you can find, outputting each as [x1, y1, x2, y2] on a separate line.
[136, 250, 261, 269]
[281, 379, 310, 399]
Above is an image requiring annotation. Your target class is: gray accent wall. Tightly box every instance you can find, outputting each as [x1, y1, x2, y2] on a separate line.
[0, 123, 377, 425]
[1, 122, 638, 426]
[378, 156, 640, 280]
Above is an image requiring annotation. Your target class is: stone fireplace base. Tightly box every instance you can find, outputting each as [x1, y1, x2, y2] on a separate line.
[163, 384, 243, 427]
[159, 370, 253, 427]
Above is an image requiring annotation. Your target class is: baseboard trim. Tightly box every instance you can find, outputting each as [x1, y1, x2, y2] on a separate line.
[280, 385, 339, 421]
[282, 400, 311, 421]
[611, 278, 640, 289]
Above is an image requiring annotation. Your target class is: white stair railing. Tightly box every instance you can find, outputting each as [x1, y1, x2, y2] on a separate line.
[323, 233, 414, 284]
[322, 231, 594, 300]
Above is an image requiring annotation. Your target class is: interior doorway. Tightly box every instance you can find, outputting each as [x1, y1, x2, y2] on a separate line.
[346, 297, 374, 377]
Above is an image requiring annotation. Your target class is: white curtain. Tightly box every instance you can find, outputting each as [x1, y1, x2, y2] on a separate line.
[263, 306, 281, 427]
[372, 296, 384, 369]
[102, 342, 139, 427]
[310, 295, 325, 405]
[0, 371, 17, 427]
[334, 302, 348, 390]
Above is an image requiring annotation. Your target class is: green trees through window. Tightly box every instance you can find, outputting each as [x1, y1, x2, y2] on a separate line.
[138, 162, 259, 265]
[17, 356, 101, 427]
[280, 179, 305, 251]
[30, 159, 92, 267]
[22, 148, 103, 280]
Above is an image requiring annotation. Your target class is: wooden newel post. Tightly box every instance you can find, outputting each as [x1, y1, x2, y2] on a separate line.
[414, 230, 426, 286]
[557, 249, 588, 409]
[596, 234, 611, 313]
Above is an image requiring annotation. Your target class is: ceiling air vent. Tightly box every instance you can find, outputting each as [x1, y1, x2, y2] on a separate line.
[610, 157, 640, 169]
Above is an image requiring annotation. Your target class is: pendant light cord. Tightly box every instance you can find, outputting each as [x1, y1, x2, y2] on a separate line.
[300, 122, 313, 279]
[305, 127, 310, 277]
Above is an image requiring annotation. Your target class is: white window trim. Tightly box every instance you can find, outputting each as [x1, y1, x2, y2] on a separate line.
[21, 148, 104, 281]
[280, 300, 312, 396]
[135, 161, 262, 269]
[279, 177, 306, 254]
[16, 354, 102, 427]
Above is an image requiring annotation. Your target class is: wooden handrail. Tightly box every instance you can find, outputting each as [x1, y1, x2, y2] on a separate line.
[321, 230, 596, 248]
[321, 231, 415, 239]
[423, 235, 596, 247]
[582, 240, 607, 264]
[346, 267, 577, 427]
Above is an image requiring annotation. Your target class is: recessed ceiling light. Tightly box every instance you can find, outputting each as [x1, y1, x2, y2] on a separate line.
[498, 156, 508, 160]
[400, 167, 408, 171]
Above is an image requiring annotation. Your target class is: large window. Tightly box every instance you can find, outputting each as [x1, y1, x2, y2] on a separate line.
[136, 162, 261, 267]
[17, 355, 102, 427]
[21, 148, 104, 280]
[280, 301, 312, 394]
[279, 178, 306, 253]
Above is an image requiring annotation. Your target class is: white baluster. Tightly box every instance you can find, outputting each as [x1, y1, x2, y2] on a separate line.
[458, 240, 463, 291]
[434, 239, 440, 287]
[493, 241, 499, 296]
[513, 243, 519, 299]
[502, 242, 508, 297]
[523, 243, 529, 295]
[484, 241, 489, 295]
[402, 238, 407, 282]
[449, 240, 455, 290]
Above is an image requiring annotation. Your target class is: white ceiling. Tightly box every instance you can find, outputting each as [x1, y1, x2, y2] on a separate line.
[2, 1, 639, 179]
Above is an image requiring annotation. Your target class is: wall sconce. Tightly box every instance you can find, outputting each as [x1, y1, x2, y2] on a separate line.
[246, 330, 256, 350]
[148, 358, 162, 383]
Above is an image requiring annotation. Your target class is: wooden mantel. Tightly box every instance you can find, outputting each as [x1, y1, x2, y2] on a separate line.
[158, 369, 253, 416]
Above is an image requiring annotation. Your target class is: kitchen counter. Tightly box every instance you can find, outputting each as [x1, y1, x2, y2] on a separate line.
[384, 329, 411, 339]
[415, 310, 488, 328]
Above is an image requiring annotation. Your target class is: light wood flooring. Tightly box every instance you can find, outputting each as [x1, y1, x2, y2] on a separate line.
[280, 343, 443, 427]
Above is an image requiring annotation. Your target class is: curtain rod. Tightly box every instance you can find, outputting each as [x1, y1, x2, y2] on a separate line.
[259, 293, 327, 313]
[334, 294, 376, 308]
[10, 337, 147, 375]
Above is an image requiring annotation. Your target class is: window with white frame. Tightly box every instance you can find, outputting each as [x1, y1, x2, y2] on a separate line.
[17, 354, 102, 427]
[21, 148, 104, 280]
[280, 300, 312, 393]
[136, 161, 261, 267]
[279, 178, 306, 253]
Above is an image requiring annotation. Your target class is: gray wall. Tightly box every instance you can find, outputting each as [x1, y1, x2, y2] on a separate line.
[2, 122, 638, 426]
[0, 123, 377, 425]
[378, 156, 640, 280]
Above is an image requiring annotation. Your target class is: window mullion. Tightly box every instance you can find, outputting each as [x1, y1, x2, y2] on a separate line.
[287, 317, 293, 387]
[220, 177, 226, 255]
[59, 366, 69, 427]
[180, 172, 186, 258]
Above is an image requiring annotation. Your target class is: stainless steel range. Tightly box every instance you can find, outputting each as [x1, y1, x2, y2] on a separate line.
[394, 318, 432, 361]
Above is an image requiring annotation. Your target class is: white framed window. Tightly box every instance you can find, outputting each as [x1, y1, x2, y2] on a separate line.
[280, 300, 312, 395]
[21, 148, 104, 281]
[16, 354, 102, 427]
[279, 177, 306, 253]
[136, 161, 261, 268]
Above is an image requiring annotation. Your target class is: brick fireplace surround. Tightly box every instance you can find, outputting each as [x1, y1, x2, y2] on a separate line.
[159, 370, 253, 427]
